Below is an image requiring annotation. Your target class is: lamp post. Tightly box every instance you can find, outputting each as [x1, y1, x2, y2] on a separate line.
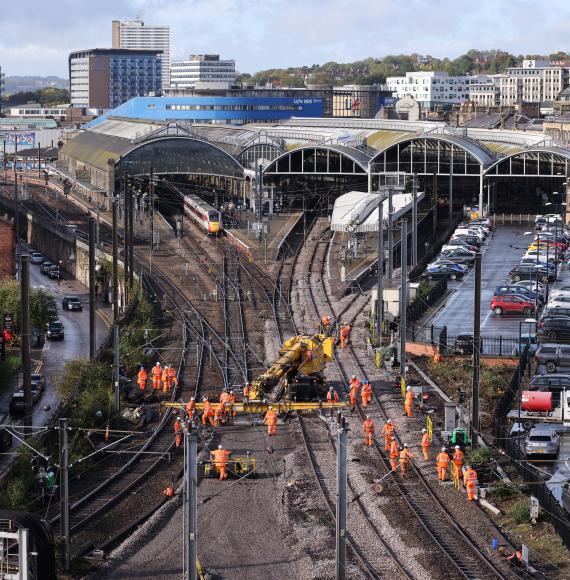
[524, 231, 541, 310]
[518, 317, 537, 428]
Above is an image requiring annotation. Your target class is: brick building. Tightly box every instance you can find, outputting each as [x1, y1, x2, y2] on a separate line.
[0, 217, 16, 280]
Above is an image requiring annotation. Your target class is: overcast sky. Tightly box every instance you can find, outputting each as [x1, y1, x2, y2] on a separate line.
[1, 0, 569, 77]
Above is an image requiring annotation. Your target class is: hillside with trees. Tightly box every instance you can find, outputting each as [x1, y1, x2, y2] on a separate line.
[1, 87, 70, 107]
[237, 49, 569, 87]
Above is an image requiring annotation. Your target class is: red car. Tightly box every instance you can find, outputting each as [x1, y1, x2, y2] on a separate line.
[490, 295, 535, 316]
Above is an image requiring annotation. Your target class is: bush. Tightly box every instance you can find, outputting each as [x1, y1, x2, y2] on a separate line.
[490, 481, 516, 501]
[508, 499, 531, 525]
[465, 446, 493, 466]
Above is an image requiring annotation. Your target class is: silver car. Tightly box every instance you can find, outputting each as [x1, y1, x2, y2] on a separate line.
[525, 426, 560, 457]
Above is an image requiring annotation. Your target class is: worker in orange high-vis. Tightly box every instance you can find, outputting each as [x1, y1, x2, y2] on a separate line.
[220, 389, 230, 405]
[436, 447, 450, 481]
[348, 382, 358, 410]
[161, 365, 171, 393]
[186, 397, 196, 420]
[452, 445, 464, 476]
[362, 415, 375, 446]
[227, 390, 237, 417]
[243, 382, 251, 401]
[399, 443, 414, 477]
[361, 380, 373, 407]
[381, 419, 395, 451]
[320, 314, 332, 334]
[404, 386, 414, 417]
[464, 465, 478, 501]
[202, 397, 214, 426]
[339, 322, 351, 348]
[389, 438, 399, 472]
[151, 362, 162, 390]
[137, 366, 147, 391]
[210, 445, 231, 480]
[420, 428, 431, 461]
[264, 406, 278, 436]
[327, 386, 339, 403]
[214, 403, 227, 427]
[349, 374, 360, 391]
[174, 416, 183, 448]
[167, 365, 178, 391]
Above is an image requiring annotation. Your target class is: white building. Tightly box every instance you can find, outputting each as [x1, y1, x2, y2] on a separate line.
[112, 18, 170, 89]
[468, 76, 502, 107]
[386, 71, 489, 109]
[7, 104, 70, 121]
[170, 54, 236, 89]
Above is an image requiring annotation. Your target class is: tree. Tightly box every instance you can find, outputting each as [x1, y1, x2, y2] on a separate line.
[0, 280, 57, 334]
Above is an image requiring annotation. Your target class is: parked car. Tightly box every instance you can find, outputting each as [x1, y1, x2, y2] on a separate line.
[46, 320, 64, 340]
[40, 261, 55, 275]
[519, 256, 556, 270]
[535, 344, 570, 373]
[495, 285, 543, 304]
[9, 390, 25, 414]
[429, 260, 468, 272]
[513, 280, 545, 296]
[540, 308, 570, 324]
[547, 296, 570, 309]
[451, 234, 482, 247]
[524, 250, 560, 264]
[30, 374, 45, 402]
[442, 242, 478, 253]
[490, 295, 535, 316]
[452, 334, 483, 355]
[62, 296, 83, 311]
[525, 426, 560, 458]
[537, 317, 570, 341]
[438, 250, 475, 266]
[30, 252, 45, 264]
[549, 285, 570, 300]
[508, 264, 554, 283]
[423, 264, 465, 281]
[47, 266, 61, 280]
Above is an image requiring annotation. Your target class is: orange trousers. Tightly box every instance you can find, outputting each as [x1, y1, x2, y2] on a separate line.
[175, 433, 182, 448]
[267, 423, 277, 436]
[404, 403, 413, 417]
[365, 433, 373, 446]
[390, 458, 399, 471]
[384, 436, 391, 452]
[438, 467, 447, 481]
[216, 464, 228, 480]
[422, 446, 430, 461]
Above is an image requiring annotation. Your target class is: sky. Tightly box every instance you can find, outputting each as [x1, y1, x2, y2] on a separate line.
[0, 0, 569, 77]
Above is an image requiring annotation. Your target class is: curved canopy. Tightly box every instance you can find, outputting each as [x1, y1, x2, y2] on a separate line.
[484, 147, 570, 177]
[263, 144, 369, 175]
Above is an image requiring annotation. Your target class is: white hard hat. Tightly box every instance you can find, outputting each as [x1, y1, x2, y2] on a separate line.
[387, 419, 392, 424]
[218, 445, 222, 449]
[422, 428, 427, 433]
[407, 386, 411, 391]
[230, 390, 233, 394]
[442, 447, 446, 452]
[366, 415, 370, 420]
[404, 443, 408, 447]
[268, 406, 273, 409]
[156, 361, 161, 365]
[352, 374, 356, 379]
[140, 366, 144, 370]
[176, 416, 181, 421]
[455, 445, 460, 449]
[329, 386, 334, 390]
[190, 397, 195, 401]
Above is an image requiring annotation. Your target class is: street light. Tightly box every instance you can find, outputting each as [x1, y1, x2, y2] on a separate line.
[517, 317, 537, 430]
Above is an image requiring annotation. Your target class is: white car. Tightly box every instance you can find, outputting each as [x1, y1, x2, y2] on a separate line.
[549, 285, 570, 299]
[513, 281, 545, 296]
[429, 259, 468, 272]
[547, 296, 570, 309]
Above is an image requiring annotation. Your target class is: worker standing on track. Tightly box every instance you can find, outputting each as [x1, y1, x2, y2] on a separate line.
[174, 416, 183, 448]
[389, 437, 399, 472]
[349, 374, 361, 392]
[463, 465, 478, 501]
[151, 362, 162, 391]
[399, 444, 414, 477]
[381, 419, 395, 451]
[264, 405, 278, 436]
[220, 389, 230, 405]
[339, 322, 352, 348]
[348, 381, 358, 411]
[202, 397, 214, 426]
[320, 315, 332, 334]
[362, 415, 375, 446]
[361, 380, 373, 407]
[452, 445, 464, 476]
[421, 428, 431, 461]
[137, 366, 147, 391]
[167, 365, 178, 391]
[243, 382, 251, 402]
[186, 397, 196, 420]
[210, 445, 231, 481]
[327, 386, 339, 403]
[436, 447, 450, 481]
[404, 386, 414, 417]
[161, 365, 170, 393]
[227, 390, 237, 417]
[214, 403, 227, 427]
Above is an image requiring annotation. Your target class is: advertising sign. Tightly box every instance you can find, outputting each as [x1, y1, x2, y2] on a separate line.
[4, 132, 36, 147]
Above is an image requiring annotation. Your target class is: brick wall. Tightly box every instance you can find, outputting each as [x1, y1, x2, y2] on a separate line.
[0, 218, 15, 280]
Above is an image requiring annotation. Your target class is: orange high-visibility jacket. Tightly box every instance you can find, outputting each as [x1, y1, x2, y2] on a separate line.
[151, 364, 162, 378]
[421, 433, 430, 448]
[137, 369, 147, 383]
[264, 410, 277, 425]
[327, 390, 339, 403]
[363, 419, 375, 434]
[437, 452, 450, 468]
[464, 468, 478, 485]
[186, 401, 195, 415]
[174, 420, 182, 433]
[211, 449, 231, 466]
[382, 423, 395, 437]
[390, 441, 399, 458]
[452, 450, 464, 465]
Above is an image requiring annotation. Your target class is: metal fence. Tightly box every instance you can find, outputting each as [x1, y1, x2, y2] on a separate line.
[492, 355, 570, 549]
[406, 279, 447, 325]
[407, 323, 520, 357]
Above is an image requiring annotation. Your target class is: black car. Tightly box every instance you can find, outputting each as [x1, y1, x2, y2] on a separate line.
[9, 390, 25, 414]
[46, 320, 64, 340]
[40, 261, 55, 275]
[537, 317, 570, 341]
[423, 264, 465, 281]
[451, 235, 482, 248]
[508, 264, 554, 283]
[529, 374, 570, 405]
[437, 254, 474, 267]
[62, 296, 82, 311]
[540, 308, 570, 323]
[47, 266, 61, 280]
[453, 334, 483, 355]
[30, 374, 46, 402]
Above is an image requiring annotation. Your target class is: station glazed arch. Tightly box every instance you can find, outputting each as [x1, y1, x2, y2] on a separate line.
[483, 148, 570, 213]
[262, 145, 370, 212]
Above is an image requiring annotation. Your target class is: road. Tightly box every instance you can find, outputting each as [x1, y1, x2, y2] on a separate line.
[0, 253, 109, 433]
[430, 225, 554, 340]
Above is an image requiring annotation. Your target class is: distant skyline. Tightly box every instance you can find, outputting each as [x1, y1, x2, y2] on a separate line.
[0, 0, 569, 77]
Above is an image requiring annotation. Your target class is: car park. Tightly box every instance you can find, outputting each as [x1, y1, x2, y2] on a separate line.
[490, 295, 535, 316]
[535, 344, 570, 373]
[451, 235, 482, 248]
[509, 264, 554, 283]
[62, 296, 83, 311]
[40, 261, 55, 275]
[423, 264, 465, 281]
[30, 252, 45, 264]
[46, 320, 64, 340]
[525, 426, 560, 458]
[537, 317, 570, 341]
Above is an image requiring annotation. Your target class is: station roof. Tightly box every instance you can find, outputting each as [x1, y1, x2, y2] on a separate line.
[61, 130, 132, 171]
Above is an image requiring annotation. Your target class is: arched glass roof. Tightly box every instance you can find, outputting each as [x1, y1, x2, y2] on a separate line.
[484, 147, 570, 177]
[264, 145, 369, 175]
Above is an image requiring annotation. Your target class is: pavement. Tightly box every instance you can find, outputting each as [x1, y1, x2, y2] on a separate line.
[429, 225, 551, 338]
[0, 248, 110, 439]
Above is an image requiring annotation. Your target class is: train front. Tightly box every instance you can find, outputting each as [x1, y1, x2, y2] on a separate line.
[207, 210, 222, 235]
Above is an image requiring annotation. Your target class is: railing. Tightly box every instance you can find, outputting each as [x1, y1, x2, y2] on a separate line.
[406, 278, 447, 325]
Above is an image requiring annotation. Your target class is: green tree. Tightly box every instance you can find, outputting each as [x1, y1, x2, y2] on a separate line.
[0, 280, 57, 333]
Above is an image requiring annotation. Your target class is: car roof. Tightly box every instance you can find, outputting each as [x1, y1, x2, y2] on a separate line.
[65, 296, 80, 300]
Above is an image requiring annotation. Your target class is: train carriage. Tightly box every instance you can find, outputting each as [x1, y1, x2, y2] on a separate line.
[183, 194, 222, 235]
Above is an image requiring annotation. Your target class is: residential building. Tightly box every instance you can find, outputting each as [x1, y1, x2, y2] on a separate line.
[170, 55, 236, 89]
[68, 48, 162, 109]
[112, 18, 170, 88]
[0, 217, 15, 280]
[468, 76, 501, 107]
[386, 71, 490, 109]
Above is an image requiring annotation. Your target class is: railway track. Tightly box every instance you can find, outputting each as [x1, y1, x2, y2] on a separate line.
[298, 415, 412, 579]
[300, 227, 507, 580]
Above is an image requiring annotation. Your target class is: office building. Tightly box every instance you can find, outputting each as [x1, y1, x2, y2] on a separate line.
[69, 48, 162, 109]
[170, 55, 236, 89]
[386, 71, 490, 109]
[468, 77, 501, 107]
[112, 18, 170, 88]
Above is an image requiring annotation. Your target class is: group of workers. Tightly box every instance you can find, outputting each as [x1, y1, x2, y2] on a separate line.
[319, 315, 352, 349]
[137, 362, 178, 394]
[348, 375, 372, 409]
